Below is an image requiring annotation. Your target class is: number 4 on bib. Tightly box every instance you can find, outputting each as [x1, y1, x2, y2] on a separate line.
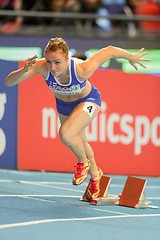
[83, 103, 96, 117]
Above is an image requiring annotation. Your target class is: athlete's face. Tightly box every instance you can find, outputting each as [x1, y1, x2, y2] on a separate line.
[45, 50, 68, 77]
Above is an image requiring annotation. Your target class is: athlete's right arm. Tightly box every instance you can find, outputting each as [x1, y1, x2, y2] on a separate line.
[4, 55, 39, 86]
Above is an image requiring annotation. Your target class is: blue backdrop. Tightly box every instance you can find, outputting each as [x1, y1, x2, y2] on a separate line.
[0, 60, 18, 169]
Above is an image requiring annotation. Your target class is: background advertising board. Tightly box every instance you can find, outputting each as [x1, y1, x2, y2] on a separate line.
[0, 60, 18, 169]
[0, 47, 42, 169]
[18, 67, 160, 176]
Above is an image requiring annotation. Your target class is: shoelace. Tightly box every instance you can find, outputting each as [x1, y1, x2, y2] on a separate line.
[89, 179, 98, 192]
[74, 163, 85, 175]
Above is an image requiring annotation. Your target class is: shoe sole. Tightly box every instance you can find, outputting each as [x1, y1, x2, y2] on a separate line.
[72, 161, 91, 185]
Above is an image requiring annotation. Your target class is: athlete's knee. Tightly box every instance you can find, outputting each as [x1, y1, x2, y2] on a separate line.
[59, 125, 72, 145]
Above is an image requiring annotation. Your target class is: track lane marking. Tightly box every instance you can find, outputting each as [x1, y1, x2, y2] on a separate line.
[1, 214, 160, 229]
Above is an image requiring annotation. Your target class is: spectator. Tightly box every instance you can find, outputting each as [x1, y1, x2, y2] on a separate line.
[0, 0, 22, 33]
[135, 0, 160, 33]
[64, 0, 81, 13]
[80, 0, 102, 13]
[122, 0, 141, 36]
[79, 0, 103, 30]
[125, 0, 141, 14]
[22, 0, 46, 25]
[102, 0, 126, 15]
[102, 0, 126, 29]
[45, 0, 81, 26]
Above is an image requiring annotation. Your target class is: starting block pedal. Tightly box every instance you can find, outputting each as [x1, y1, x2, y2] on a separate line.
[82, 175, 151, 208]
[118, 176, 150, 208]
[81, 175, 111, 202]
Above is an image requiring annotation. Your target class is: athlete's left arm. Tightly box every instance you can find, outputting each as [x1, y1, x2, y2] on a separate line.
[76, 46, 150, 80]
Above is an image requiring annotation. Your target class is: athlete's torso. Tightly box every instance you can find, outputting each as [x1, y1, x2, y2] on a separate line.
[44, 58, 92, 101]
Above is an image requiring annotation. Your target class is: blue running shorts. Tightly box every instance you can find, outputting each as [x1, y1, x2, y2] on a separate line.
[56, 84, 101, 116]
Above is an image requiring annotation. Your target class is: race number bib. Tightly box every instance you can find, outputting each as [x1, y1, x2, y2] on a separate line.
[83, 102, 96, 117]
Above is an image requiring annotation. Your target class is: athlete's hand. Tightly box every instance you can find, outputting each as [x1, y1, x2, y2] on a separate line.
[24, 55, 38, 72]
[129, 48, 151, 71]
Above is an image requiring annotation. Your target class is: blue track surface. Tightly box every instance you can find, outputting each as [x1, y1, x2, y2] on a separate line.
[0, 169, 160, 240]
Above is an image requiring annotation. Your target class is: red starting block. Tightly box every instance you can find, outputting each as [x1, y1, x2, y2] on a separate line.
[81, 175, 151, 208]
[81, 175, 111, 202]
[118, 176, 148, 208]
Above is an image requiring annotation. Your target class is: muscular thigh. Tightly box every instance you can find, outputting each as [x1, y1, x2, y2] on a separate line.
[59, 102, 100, 135]
[59, 113, 88, 146]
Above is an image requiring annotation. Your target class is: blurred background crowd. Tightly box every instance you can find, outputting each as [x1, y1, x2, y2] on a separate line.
[0, 0, 160, 37]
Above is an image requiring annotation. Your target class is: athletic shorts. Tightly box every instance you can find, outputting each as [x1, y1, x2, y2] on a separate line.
[56, 84, 101, 116]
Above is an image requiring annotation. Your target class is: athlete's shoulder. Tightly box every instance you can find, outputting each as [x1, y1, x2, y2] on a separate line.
[34, 58, 46, 69]
[35, 58, 48, 77]
[71, 57, 85, 75]
[36, 58, 46, 66]
[70, 58, 87, 82]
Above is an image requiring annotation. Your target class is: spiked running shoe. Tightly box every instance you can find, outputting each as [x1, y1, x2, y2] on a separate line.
[87, 168, 103, 200]
[72, 160, 91, 185]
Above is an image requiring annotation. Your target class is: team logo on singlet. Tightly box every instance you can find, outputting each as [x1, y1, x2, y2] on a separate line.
[49, 83, 82, 95]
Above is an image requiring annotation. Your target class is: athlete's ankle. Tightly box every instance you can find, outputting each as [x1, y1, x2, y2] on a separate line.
[90, 168, 99, 180]
[78, 159, 89, 164]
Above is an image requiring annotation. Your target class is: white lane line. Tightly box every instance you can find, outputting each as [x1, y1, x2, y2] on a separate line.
[0, 192, 159, 218]
[0, 194, 129, 215]
[17, 196, 56, 203]
[148, 197, 160, 200]
[0, 179, 84, 193]
[0, 169, 72, 177]
[111, 184, 160, 189]
[1, 179, 159, 189]
[0, 194, 81, 198]
[1, 194, 159, 210]
[12, 181, 85, 193]
[0, 180, 73, 185]
[19, 196, 130, 215]
[1, 193, 160, 200]
[0, 214, 160, 229]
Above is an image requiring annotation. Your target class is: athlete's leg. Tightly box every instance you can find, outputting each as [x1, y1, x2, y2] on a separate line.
[58, 102, 101, 179]
[59, 114, 99, 179]
[79, 130, 99, 180]
[58, 111, 89, 164]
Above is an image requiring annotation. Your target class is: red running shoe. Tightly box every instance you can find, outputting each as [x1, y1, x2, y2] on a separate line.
[87, 168, 103, 200]
[72, 160, 90, 185]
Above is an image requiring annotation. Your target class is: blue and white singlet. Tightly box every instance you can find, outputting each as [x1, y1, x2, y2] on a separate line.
[45, 58, 86, 95]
